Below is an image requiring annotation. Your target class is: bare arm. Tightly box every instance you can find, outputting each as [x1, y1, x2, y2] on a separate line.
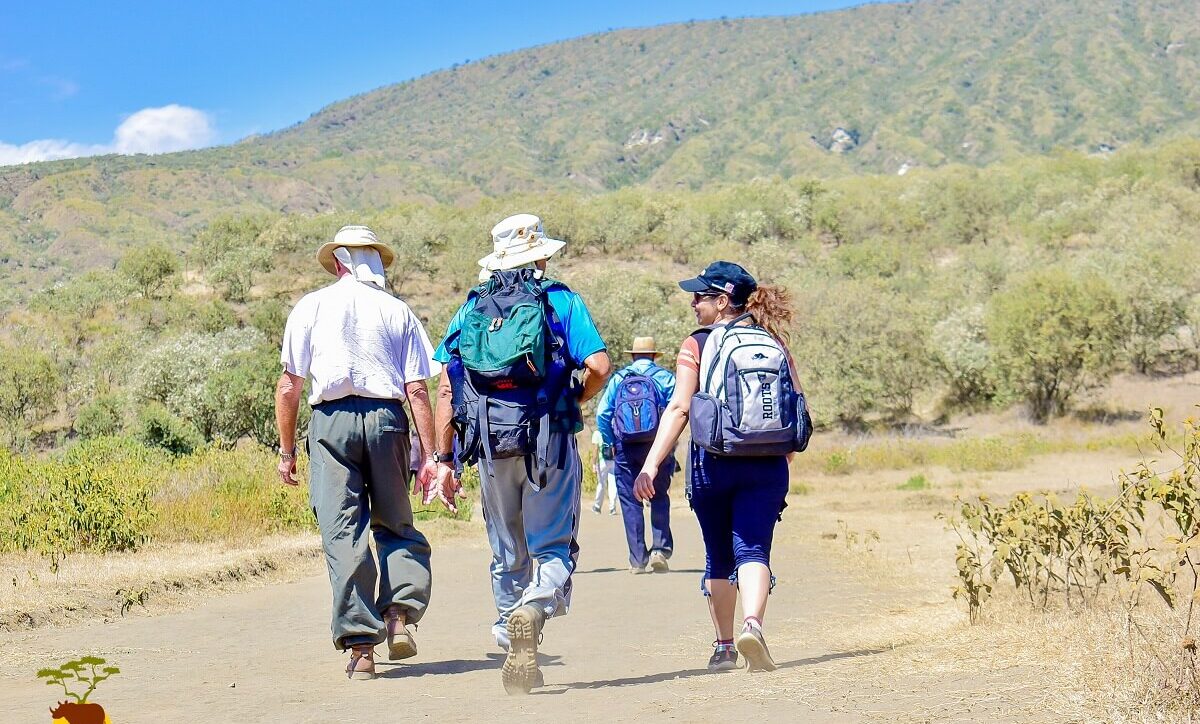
[274, 370, 305, 485]
[577, 350, 612, 403]
[433, 372, 456, 456]
[405, 379, 435, 461]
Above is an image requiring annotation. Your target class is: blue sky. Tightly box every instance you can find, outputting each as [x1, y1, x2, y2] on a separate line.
[0, 1, 862, 164]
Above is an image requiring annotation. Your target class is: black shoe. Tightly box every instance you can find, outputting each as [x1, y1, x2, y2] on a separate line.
[708, 642, 739, 672]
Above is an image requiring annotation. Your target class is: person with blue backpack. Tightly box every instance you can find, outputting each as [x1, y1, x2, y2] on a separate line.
[632, 261, 812, 674]
[595, 336, 677, 573]
[426, 213, 611, 695]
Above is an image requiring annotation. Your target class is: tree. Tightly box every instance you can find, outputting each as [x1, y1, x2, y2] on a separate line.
[118, 243, 179, 299]
[795, 281, 936, 429]
[987, 268, 1124, 422]
[0, 342, 61, 449]
[931, 305, 995, 411]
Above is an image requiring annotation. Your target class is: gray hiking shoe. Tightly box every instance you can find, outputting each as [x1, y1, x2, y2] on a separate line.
[708, 642, 739, 672]
[649, 550, 669, 573]
[735, 622, 777, 672]
[502, 604, 543, 694]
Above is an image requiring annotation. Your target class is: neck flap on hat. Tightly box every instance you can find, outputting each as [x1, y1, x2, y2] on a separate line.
[333, 246, 386, 289]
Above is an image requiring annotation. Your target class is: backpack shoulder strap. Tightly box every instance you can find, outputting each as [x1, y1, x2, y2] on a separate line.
[539, 277, 571, 294]
[689, 326, 715, 362]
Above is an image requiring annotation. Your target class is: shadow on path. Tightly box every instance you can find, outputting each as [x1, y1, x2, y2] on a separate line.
[379, 654, 562, 679]
[541, 648, 888, 691]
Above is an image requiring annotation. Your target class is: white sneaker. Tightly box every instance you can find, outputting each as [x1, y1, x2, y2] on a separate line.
[649, 550, 669, 573]
[493, 620, 510, 651]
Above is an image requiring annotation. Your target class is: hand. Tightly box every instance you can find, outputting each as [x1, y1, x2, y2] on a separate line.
[633, 468, 657, 502]
[414, 459, 438, 501]
[277, 456, 298, 487]
[431, 463, 463, 513]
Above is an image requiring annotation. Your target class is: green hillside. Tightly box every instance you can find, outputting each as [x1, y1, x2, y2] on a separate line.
[1, 0, 1199, 296]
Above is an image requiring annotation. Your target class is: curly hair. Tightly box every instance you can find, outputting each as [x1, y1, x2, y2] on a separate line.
[742, 284, 794, 344]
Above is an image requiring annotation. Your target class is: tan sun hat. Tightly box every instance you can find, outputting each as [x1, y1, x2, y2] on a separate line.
[316, 225, 396, 276]
[626, 336, 660, 356]
[477, 213, 566, 272]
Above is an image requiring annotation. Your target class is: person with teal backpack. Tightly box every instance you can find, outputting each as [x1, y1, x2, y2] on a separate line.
[426, 214, 611, 695]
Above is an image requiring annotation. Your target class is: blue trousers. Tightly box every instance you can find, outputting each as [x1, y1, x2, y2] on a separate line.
[478, 431, 582, 624]
[613, 441, 674, 569]
[689, 447, 788, 585]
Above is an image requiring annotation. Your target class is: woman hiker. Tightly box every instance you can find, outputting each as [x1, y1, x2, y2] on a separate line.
[632, 261, 806, 673]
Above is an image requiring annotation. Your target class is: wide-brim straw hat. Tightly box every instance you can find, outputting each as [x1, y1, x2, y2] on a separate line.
[478, 213, 566, 272]
[316, 225, 396, 275]
[626, 336, 660, 355]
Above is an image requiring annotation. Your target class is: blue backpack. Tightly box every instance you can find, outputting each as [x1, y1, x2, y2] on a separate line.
[612, 370, 662, 444]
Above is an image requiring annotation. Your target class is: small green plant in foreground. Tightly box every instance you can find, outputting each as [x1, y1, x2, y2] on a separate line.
[897, 473, 930, 491]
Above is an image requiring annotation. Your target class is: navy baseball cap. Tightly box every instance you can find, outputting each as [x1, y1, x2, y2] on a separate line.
[678, 261, 758, 305]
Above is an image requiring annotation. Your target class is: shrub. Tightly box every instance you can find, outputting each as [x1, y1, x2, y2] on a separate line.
[200, 345, 281, 447]
[137, 404, 204, 455]
[2, 437, 158, 570]
[898, 473, 929, 491]
[74, 394, 126, 439]
[943, 408, 1200, 704]
[797, 280, 936, 428]
[987, 268, 1124, 422]
[134, 327, 265, 441]
[0, 340, 62, 450]
[118, 242, 179, 299]
[931, 305, 995, 410]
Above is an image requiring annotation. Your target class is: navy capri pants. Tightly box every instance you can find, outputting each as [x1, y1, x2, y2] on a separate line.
[689, 446, 789, 586]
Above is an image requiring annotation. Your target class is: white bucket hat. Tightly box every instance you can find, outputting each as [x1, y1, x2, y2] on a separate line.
[477, 213, 566, 272]
[316, 225, 395, 276]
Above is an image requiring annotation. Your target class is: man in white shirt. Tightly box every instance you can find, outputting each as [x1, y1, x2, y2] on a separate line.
[274, 225, 441, 681]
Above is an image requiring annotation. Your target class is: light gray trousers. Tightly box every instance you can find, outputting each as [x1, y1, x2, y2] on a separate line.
[307, 396, 432, 650]
[479, 431, 582, 625]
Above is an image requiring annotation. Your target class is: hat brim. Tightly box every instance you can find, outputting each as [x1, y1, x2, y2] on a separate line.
[316, 241, 396, 275]
[478, 237, 566, 271]
[678, 276, 712, 293]
[625, 349, 661, 355]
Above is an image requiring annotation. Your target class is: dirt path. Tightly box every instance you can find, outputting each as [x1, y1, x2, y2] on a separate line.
[0, 499, 996, 723]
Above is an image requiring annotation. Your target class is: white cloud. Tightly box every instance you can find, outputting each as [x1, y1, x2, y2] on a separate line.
[112, 105, 215, 154]
[0, 104, 216, 167]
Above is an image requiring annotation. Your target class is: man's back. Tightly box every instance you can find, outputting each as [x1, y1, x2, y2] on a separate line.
[282, 276, 435, 405]
[596, 358, 676, 447]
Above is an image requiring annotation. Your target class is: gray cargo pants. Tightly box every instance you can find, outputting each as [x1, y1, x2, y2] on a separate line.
[307, 396, 432, 650]
[480, 430, 582, 627]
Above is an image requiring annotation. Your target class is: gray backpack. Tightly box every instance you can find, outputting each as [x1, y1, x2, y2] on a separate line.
[689, 313, 811, 456]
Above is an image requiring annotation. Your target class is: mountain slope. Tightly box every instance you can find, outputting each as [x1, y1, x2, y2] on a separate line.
[1, 0, 1198, 290]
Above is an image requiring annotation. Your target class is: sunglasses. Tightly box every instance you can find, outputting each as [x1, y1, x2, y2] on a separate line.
[692, 291, 724, 303]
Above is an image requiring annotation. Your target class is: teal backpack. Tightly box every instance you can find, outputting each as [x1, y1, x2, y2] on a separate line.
[448, 268, 577, 487]
[458, 268, 553, 389]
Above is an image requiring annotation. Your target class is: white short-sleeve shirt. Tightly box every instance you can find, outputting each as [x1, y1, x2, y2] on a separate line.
[281, 276, 438, 405]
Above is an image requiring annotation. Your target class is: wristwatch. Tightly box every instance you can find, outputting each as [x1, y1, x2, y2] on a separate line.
[430, 451, 455, 464]
[279, 447, 297, 462]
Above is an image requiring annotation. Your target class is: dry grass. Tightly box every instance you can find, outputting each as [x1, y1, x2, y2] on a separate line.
[771, 374, 1200, 721]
